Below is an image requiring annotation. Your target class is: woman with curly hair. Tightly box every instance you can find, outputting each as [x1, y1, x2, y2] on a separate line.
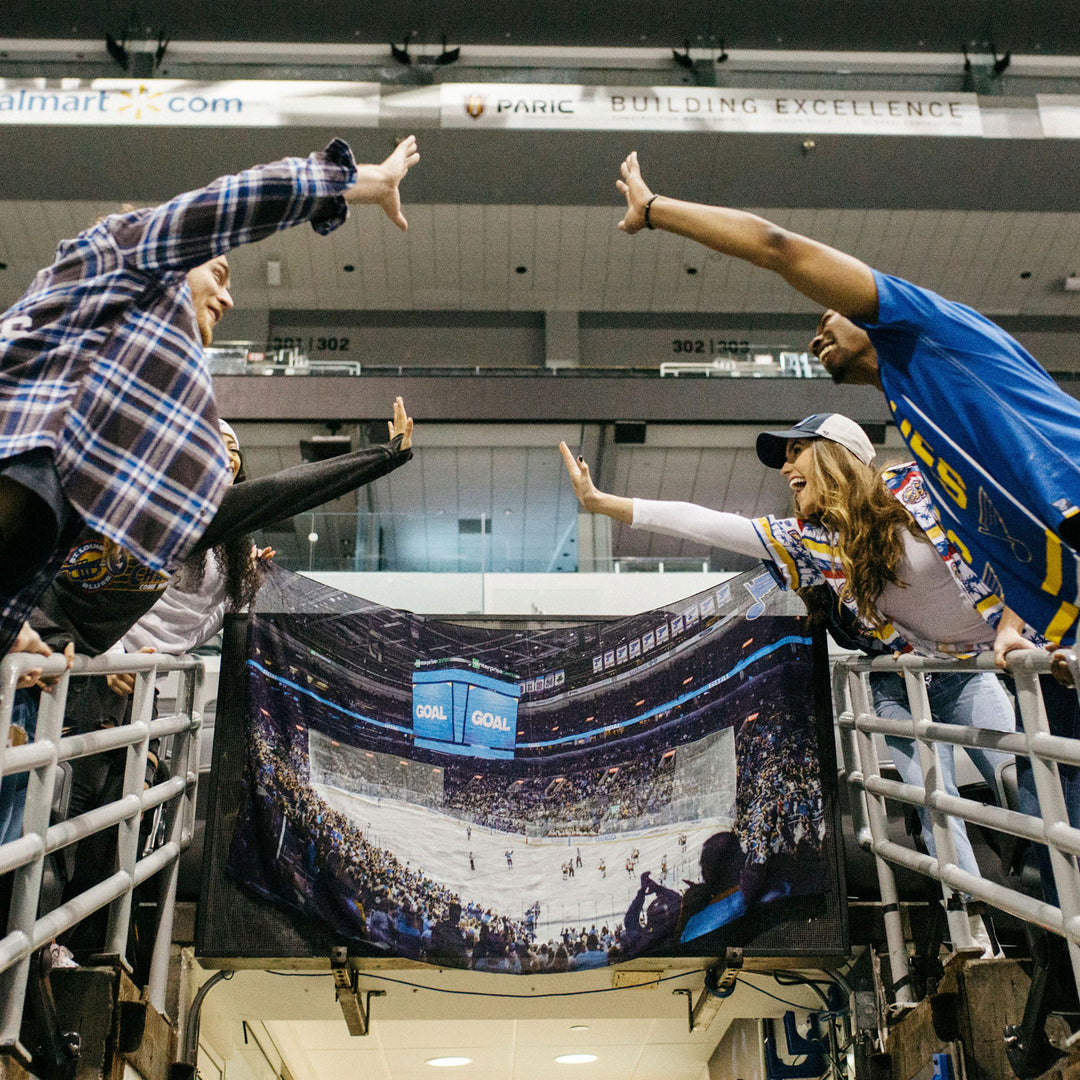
[119, 419, 268, 656]
[562, 412, 1046, 954]
[122, 403, 413, 657]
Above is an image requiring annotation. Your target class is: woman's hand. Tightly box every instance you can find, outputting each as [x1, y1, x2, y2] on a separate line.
[10, 622, 66, 690]
[106, 646, 156, 697]
[389, 395, 414, 450]
[560, 441, 600, 509]
[559, 442, 634, 523]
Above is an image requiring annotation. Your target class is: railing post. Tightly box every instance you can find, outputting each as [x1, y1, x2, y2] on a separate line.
[846, 665, 914, 1005]
[0, 650, 202, 1050]
[0, 656, 69, 1046]
[901, 665, 979, 952]
[104, 668, 155, 958]
[147, 665, 200, 1011]
[1013, 660, 1080, 988]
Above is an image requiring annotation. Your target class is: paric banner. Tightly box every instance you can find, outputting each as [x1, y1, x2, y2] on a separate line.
[0, 79, 380, 126]
[220, 566, 841, 972]
[441, 84, 983, 135]
[1037, 95, 1080, 138]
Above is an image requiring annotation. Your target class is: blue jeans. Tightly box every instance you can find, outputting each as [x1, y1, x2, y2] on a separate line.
[1011, 674, 1080, 907]
[0, 690, 40, 846]
[873, 671, 1015, 884]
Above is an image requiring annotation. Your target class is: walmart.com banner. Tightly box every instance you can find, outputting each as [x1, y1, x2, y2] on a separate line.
[225, 566, 838, 972]
[0, 79, 380, 126]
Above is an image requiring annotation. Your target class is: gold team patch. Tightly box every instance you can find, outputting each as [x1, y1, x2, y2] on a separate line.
[62, 540, 169, 594]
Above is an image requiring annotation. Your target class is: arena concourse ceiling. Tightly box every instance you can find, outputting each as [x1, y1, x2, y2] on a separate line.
[8, 0, 1080, 54]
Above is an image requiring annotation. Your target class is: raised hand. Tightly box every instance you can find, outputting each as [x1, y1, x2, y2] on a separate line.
[345, 135, 420, 231]
[559, 442, 633, 523]
[560, 441, 598, 509]
[616, 151, 655, 235]
[389, 395, 414, 449]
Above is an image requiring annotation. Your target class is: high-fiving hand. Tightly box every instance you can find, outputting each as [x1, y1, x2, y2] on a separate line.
[559, 441, 598, 509]
[345, 135, 421, 231]
[616, 151, 655, 235]
[389, 395, 414, 450]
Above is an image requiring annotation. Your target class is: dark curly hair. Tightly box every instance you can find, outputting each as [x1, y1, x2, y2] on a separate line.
[174, 449, 262, 612]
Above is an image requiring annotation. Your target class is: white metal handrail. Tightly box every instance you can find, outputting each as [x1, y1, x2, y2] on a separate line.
[0, 648, 203, 1047]
[835, 648, 1080, 1004]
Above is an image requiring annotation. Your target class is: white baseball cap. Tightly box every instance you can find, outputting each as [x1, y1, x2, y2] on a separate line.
[756, 413, 875, 469]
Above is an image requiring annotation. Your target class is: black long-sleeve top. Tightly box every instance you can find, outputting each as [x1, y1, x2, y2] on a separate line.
[31, 436, 412, 657]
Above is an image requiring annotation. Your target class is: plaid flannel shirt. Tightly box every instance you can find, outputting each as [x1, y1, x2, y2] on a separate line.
[751, 462, 1048, 657]
[0, 138, 357, 650]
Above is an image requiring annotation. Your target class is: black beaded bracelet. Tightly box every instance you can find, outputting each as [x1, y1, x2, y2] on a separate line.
[644, 194, 660, 229]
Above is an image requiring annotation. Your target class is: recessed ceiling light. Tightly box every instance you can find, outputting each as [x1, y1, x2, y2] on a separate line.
[427, 1057, 472, 1067]
[556, 1054, 598, 1064]
[569, 1024, 590, 1031]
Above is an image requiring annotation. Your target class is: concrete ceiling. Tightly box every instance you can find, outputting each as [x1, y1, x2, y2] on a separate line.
[7, 0, 1080, 54]
[193, 960, 828, 1080]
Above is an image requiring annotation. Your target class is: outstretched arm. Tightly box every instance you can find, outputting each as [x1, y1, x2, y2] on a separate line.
[560, 441, 770, 559]
[345, 136, 421, 231]
[617, 151, 878, 321]
[196, 398, 415, 553]
[119, 136, 419, 273]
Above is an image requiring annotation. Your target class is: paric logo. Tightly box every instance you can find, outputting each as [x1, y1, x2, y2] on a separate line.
[465, 94, 485, 119]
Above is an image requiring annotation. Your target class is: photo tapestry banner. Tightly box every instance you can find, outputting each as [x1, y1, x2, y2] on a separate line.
[225, 566, 830, 973]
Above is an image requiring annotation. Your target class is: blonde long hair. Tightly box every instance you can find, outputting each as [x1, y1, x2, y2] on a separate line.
[801, 439, 926, 630]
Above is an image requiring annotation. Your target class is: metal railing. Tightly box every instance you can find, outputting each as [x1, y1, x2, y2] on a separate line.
[835, 648, 1080, 1005]
[0, 649, 203, 1047]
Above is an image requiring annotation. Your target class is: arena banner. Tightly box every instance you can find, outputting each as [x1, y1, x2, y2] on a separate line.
[0, 78, 978, 137]
[0, 79, 380, 126]
[220, 565, 840, 972]
[440, 84, 983, 135]
[1037, 95, 1080, 138]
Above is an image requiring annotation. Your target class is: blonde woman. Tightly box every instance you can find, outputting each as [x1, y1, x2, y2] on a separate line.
[561, 412, 1043, 952]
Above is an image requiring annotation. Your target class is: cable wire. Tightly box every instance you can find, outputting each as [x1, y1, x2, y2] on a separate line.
[266, 966, 708, 999]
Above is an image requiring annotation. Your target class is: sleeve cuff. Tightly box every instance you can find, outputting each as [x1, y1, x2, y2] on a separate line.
[308, 139, 358, 236]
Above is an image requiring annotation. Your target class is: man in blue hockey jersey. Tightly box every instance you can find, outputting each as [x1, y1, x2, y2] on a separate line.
[616, 150, 1080, 650]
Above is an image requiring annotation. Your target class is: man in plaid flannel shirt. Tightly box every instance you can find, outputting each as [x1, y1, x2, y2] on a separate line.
[0, 134, 419, 667]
